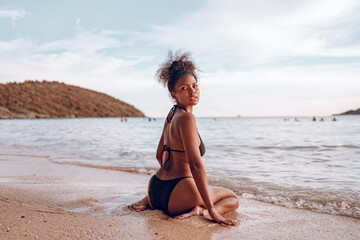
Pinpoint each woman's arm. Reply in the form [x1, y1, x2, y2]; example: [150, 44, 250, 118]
[156, 129, 165, 166]
[178, 114, 233, 225]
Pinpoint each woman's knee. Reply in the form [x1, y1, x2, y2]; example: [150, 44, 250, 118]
[229, 189, 238, 199]
[224, 190, 239, 210]
[230, 195, 239, 209]
[209, 186, 238, 202]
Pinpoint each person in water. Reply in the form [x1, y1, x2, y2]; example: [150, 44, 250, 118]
[130, 50, 239, 226]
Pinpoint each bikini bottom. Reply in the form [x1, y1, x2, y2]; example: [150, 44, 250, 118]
[148, 175, 188, 214]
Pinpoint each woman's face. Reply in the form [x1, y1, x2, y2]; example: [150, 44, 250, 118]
[171, 74, 200, 107]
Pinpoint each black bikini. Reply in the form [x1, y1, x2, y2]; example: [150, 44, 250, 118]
[161, 134, 205, 169]
[148, 105, 206, 214]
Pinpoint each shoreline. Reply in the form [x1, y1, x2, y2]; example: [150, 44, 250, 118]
[1, 154, 359, 240]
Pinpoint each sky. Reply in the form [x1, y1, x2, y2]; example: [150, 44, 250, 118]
[0, 0, 359, 117]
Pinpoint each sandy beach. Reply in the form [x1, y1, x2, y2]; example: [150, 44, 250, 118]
[0, 153, 359, 240]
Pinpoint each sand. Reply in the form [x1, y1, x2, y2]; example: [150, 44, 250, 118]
[0, 154, 359, 240]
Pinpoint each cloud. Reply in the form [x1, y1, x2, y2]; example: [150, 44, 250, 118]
[141, 0, 360, 116]
[198, 62, 360, 116]
[0, 9, 29, 25]
[0, 25, 155, 73]
[148, 0, 360, 66]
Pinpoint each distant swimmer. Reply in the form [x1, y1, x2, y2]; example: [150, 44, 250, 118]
[312, 116, 316, 121]
[295, 118, 299, 122]
[320, 118, 324, 121]
[333, 117, 337, 121]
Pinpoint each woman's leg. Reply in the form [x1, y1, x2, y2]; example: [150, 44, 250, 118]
[168, 178, 239, 218]
[199, 190, 239, 219]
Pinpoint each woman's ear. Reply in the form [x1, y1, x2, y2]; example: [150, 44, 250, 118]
[170, 91, 176, 100]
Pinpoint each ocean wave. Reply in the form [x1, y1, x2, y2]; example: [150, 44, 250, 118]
[207, 175, 360, 219]
[253, 146, 320, 151]
[251, 144, 360, 151]
[242, 192, 360, 219]
[49, 158, 157, 176]
[321, 144, 359, 149]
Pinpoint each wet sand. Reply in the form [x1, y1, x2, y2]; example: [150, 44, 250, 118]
[0, 154, 359, 240]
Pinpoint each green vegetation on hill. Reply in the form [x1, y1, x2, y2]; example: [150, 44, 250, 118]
[334, 108, 360, 115]
[0, 80, 145, 119]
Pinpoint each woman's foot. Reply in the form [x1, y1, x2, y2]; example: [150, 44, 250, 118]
[129, 196, 149, 212]
[174, 206, 206, 220]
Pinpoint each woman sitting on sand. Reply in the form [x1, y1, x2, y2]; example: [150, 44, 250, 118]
[131, 51, 239, 226]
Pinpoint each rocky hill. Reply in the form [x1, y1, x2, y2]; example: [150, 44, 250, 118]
[0, 81, 145, 119]
[335, 108, 360, 115]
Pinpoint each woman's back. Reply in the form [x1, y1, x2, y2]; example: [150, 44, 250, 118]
[156, 109, 197, 180]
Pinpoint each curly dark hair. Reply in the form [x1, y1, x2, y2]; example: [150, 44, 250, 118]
[155, 50, 200, 92]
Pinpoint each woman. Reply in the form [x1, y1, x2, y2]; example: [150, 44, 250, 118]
[131, 51, 239, 226]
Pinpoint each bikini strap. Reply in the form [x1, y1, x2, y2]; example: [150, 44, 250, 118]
[174, 104, 187, 112]
[166, 105, 187, 123]
[160, 145, 170, 168]
[160, 145, 185, 169]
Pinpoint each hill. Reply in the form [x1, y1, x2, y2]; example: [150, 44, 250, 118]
[0, 80, 145, 119]
[334, 108, 360, 115]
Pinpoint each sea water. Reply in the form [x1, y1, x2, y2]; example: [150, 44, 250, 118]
[0, 115, 359, 218]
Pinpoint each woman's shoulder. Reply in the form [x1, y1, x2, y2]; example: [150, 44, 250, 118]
[174, 111, 196, 127]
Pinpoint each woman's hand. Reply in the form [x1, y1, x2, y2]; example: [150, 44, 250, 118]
[208, 207, 240, 226]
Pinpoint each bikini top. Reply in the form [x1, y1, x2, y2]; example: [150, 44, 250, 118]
[161, 105, 206, 169]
